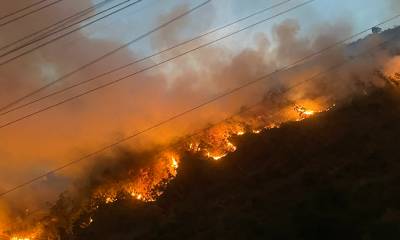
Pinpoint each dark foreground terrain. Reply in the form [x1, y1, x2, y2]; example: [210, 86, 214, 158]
[75, 88, 400, 239]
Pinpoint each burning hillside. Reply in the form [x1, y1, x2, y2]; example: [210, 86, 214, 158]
[3, 23, 400, 239]
[4, 73, 399, 239]
[2, 3, 400, 239]
[74, 87, 400, 239]
[42, 86, 400, 239]
[3, 98, 329, 239]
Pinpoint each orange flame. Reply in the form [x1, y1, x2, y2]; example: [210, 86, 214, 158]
[7, 100, 336, 239]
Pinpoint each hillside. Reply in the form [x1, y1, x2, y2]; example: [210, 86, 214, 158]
[71, 87, 400, 239]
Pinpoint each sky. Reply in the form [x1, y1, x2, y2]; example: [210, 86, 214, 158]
[0, 0, 399, 218]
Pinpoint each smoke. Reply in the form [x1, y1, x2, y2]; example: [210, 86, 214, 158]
[150, 3, 216, 50]
[1, 0, 400, 237]
[384, 56, 400, 76]
[390, 0, 400, 12]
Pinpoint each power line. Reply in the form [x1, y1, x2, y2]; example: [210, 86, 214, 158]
[37, 0, 115, 37]
[1, 3, 398, 131]
[0, 0, 211, 112]
[0, 0, 293, 117]
[0, 0, 142, 62]
[0, 0, 314, 126]
[0, 0, 113, 53]
[0, 0, 132, 57]
[0, 0, 63, 28]
[0, 0, 50, 21]
[0, 23, 397, 198]
[14, 90, 282, 220]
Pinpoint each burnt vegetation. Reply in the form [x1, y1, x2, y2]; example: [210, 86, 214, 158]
[72, 87, 400, 240]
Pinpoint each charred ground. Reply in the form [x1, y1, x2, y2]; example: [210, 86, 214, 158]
[74, 88, 400, 240]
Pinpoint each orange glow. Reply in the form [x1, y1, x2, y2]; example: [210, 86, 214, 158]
[8, 226, 43, 240]
[171, 156, 179, 174]
[206, 151, 228, 161]
[89, 151, 181, 205]
[236, 131, 245, 136]
[87, 101, 334, 208]
[105, 196, 117, 204]
[294, 105, 316, 120]
[252, 129, 262, 134]
[383, 56, 400, 86]
[6, 99, 336, 239]
[265, 123, 280, 129]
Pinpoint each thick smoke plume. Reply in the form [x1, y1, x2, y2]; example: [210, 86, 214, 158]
[1, 0, 400, 238]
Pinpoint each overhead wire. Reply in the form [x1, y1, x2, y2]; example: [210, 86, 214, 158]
[0, 0, 314, 127]
[0, 0, 50, 21]
[2, 2, 399, 131]
[0, 0, 143, 62]
[1, 7, 398, 198]
[0, 0, 293, 116]
[0, 0, 63, 28]
[0, 0, 114, 53]
[0, 0, 211, 112]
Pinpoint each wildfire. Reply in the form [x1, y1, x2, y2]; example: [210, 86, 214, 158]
[105, 196, 117, 204]
[236, 131, 245, 136]
[74, 100, 334, 235]
[91, 152, 181, 205]
[171, 156, 179, 172]
[130, 192, 143, 201]
[206, 151, 228, 161]
[294, 105, 316, 120]
[9, 227, 42, 240]
[265, 123, 280, 129]
[252, 129, 262, 134]
[7, 99, 336, 239]
[226, 141, 237, 151]
[382, 56, 400, 86]
[188, 142, 201, 152]
[79, 217, 94, 229]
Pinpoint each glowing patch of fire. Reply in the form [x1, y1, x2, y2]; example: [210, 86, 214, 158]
[9, 228, 42, 240]
[236, 131, 245, 136]
[171, 156, 179, 169]
[294, 105, 316, 119]
[105, 196, 117, 204]
[206, 151, 228, 161]
[7, 100, 337, 239]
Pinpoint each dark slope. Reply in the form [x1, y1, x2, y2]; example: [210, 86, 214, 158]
[75, 88, 400, 240]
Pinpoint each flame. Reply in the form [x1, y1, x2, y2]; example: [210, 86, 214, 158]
[90, 151, 181, 205]
[105, 196, 117, 204]
[294, 105, 316, 120]
[131, 192, 143, 201]
[236, 131, 245, 136]
[206, 151, 228, 161]
[171, 156, 179, 172]
[79, 217, 94, 229]
[265, 123, 280, 129]
[8, 227, 43, 240]
[382, 56, 400, 86]
[188, 142, 200, 152]
[202, 138, 237, 161]
[252, 129, 262, 134]
[7, 99, 336, 239]
[226, 141, 237, 152]
[292, 101, 334, 122]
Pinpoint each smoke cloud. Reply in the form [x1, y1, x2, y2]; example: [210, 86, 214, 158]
[0, 0, 400, 237]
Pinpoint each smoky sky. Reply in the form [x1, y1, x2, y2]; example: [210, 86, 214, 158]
[0, 0, 399, 230]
